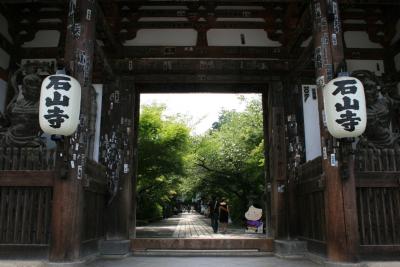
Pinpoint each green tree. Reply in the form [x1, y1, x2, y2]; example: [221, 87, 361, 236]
[186, 97, 265, 223]
[137, 104, 191, 222]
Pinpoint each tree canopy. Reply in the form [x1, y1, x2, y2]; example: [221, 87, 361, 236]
[183, 97, 265, 222]
[136, 104, 191, 221]
[137, 96, 265, 224]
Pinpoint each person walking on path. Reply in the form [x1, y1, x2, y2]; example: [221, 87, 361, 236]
[218, 199, 229, 234]
[209, 197, 219, 233]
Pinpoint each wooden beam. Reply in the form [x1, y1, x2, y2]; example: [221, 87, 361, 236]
[115, 0, 303, 5]
[15, 21, 63, 32]
[288, 37, 314, 76]
[0, 171, 55, 186]
[19, 47, 60, 59]
[344, 48, 385, 60]
[121, 20, 274, 30]
[285, 5, 312, 52]
[130, 74, 281, 84]
[112, 58, 289, 75]
[94, 42, 115, 80]
[121, 46, 288, 59]
[96, 2, 122, 52]
[137, 83, 268, 93]
[355, 172, 400, 187]
[118, 8, 282, 19]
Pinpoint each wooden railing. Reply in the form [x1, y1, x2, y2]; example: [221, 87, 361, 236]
[355, 148, 400, 172]
[0, 170, 55, 246]
[355, 148, 400, 258]
[0, 186, 53, 244]
[0, 147, 56, 171]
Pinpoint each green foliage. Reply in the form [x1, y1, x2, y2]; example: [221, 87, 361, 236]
[185, 96, 265, 223]
[137, 104, 191, 222]
[136, 201, 163, 224]
[137, 97, 265, 225]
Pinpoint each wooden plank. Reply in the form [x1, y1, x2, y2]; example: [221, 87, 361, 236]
[359, 245, 400, 258]
[380, 189, 389, 244]
[367, 188, 374, 244]
[13, 189, 22, 243]
[0, 147, 4, 170]
[0, 171, 55, 187]
[36, 189, 44, 244]
[357, 189, 366, 244]
[395, 189, 400, 243]
[355, 172, 400, 187]
[12, 148, 18, 170]
[20, 188, 29, 243]
[6, 188, 14, 242]
[389, 150, 396, 171]
[373, 189, 381, 244]
[6, 148, 11, 170]
[44, 188, 51, 243]
[388, 189, 396, 244]
[0, 188, 7, 242]
[18, 147, 25, 170]
[0, 244, 49, 259]
[27, 148, 33, 170]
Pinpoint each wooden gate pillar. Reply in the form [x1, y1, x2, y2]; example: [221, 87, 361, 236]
[268, 81, 288, 238]
[50, 0, 96, 261]
[130, 90, 140, 238]
[312, 0, 359, 262]
[101, 80, 137, 241]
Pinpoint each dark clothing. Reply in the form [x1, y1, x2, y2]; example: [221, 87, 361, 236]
[219, 203, 229, 223]
[210, 200, 219, 233]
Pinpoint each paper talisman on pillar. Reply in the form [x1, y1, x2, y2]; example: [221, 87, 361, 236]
[323, 76, 366, 138]
[39, 74, 81, 136]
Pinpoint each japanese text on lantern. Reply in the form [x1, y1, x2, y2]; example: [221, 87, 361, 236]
[332, 79, 360, 132]
[39, 74, 81, 136]
[43, 76, 71, 129]
[323, 76, 366, 138]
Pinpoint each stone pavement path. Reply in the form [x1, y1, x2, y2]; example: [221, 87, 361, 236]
[135, 212, 265, 239]
[88, 256, 320, 267]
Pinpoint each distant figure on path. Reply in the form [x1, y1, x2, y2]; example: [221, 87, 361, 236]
[209, 197, 219, 233]
[219, 199, 229, 234]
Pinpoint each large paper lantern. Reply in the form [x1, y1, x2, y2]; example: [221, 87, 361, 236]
[323, 76, 366, 138]
[39, 74, 81, 136]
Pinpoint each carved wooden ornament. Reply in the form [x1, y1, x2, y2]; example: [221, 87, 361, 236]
[39, 74, 81, 136]
[323, 76, 366, 138]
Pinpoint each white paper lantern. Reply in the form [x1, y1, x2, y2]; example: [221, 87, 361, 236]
[323, 76, 366, 138]
[39, 74, 81, 136]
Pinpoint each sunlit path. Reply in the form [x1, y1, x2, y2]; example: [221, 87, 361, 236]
[135, 212, 266, 239]
[172, 212, 224, 238]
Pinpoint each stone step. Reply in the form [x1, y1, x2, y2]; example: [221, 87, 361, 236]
[131, 238, 274, 252]
[133, 249, 274, 257]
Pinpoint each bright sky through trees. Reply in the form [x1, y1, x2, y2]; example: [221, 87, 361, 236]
[140, 93, 261, 135]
